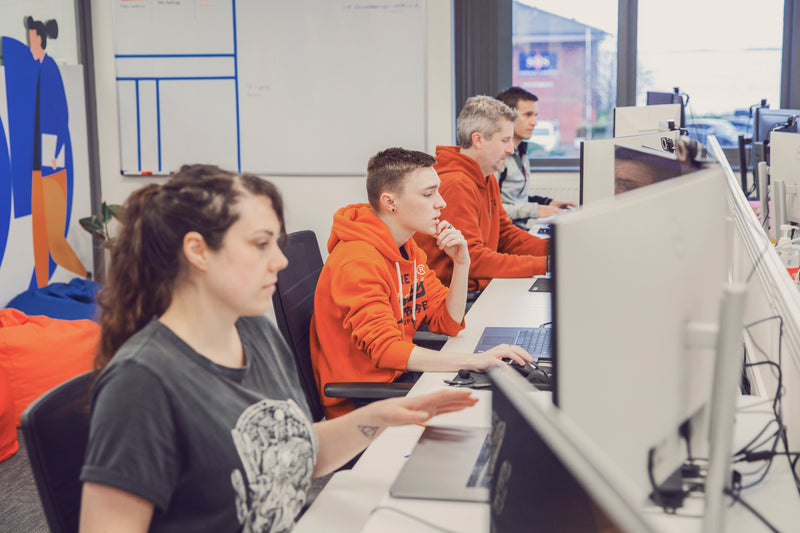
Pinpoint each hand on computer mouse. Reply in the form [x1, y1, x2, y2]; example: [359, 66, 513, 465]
[538, 205, 563, 217]
[506, 360, 537, 377]
[550, 200, 577, 210]
[469, 344, 533, 372]
[507, 361, 552, 388]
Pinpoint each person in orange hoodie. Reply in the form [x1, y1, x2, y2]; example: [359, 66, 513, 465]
[310, 148, 533, 419]
[415, 95, 550, 293]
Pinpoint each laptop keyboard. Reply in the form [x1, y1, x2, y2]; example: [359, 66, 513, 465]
[515, 327, 551, 357]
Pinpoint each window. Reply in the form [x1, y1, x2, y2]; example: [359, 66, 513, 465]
[512, 0, 618, 158]
[637, 0, 784, 148]
[467, 1, 795, 168]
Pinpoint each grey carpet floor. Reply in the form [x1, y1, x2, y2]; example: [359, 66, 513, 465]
[0, 430, 48, 532]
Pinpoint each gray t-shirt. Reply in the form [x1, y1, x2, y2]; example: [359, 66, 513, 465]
[81, 316, 318, 533]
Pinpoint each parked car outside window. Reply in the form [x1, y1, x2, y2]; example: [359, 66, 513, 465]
[527, 119, 562, 154]
[685, 118, 741, 147]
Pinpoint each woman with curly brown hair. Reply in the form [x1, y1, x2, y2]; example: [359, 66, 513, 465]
[78, 164, 476, 533]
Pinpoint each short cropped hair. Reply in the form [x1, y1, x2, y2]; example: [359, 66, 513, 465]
[495, 86, 538, 111]
[456, 95, 518, 149]
[366, 147, 436, 211]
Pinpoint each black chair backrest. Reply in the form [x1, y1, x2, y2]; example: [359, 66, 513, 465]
[272, 230, 326, 422]
[21, 371, 94, 533]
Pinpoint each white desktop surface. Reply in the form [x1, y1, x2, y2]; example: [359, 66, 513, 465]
[294, 278, 800, 533]
[442, 277, 551, 354]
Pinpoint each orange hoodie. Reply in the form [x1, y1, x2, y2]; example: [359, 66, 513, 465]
[415, 146, 549, 291]
[309, 204, 465, 419]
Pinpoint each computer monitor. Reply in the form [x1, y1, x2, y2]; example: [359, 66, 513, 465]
[551, 165, 729, 502]
[488, 365, 656, 533]
[613, 104, 682, 138]
[645, 91, 678, 106]
[751, 107, 799, 180]
[580, 130, 686, 205]
[754, 107, 800, 144]
[767, 130, 800, 227]
[614, 144, 701, 195]
[646, 89, 685, 128]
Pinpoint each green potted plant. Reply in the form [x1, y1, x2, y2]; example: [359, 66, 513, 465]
[79, 201, 124, 283]
[79, 201, 123, 245]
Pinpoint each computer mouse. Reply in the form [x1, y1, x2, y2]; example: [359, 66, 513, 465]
[508, 361, 552, 388]
[527, 368, 552, 386]
[507, 360, 537, 377]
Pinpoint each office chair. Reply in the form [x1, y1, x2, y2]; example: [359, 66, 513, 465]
[272, 230, 412, 422]
[21, 370, 94, 533]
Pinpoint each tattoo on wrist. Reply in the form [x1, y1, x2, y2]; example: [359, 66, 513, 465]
[358, 425, 379, 440]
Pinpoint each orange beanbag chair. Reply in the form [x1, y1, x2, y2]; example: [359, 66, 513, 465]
[0, 308, 98, 427]
[0, 366, 18, 462]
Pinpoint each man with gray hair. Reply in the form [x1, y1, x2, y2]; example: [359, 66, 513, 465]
[415, 95, 549, 293]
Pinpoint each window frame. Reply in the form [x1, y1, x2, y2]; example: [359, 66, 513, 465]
[456, 0, 800, 173]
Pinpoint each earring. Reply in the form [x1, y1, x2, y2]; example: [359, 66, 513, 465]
[391, 208, 396, 212]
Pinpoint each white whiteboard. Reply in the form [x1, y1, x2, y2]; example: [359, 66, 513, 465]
[112, 0, 427, 176]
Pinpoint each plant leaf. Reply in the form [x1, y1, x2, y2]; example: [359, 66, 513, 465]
[79, 216, 107, 240]
[101, 201, 112, 224]
[107, 204, 124, 220]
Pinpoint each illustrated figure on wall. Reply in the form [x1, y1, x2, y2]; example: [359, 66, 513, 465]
[2, 16, 87, 288]
[0, 116, 10, 271]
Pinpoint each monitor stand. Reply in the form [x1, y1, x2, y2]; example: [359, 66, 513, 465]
[702, 283, 747, 533]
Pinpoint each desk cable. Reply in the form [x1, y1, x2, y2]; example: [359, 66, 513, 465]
[646, 312, 799, 529]
[647, 445, 786, 532]
[723, 488, 783, 533]
[737, 314, 800, 497]
[367, 505, 463, 533]
[740, 314, 800, 494]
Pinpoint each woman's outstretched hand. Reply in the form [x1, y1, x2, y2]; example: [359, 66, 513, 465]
[375, 388, 478, 425]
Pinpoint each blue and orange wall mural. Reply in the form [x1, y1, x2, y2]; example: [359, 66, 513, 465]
[0, 15, 92, 307]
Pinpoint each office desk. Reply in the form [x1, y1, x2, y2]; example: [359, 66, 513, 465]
[295, 278, 800, 533]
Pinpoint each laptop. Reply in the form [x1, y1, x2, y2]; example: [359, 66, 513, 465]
[389, 425, 491, 502]
[473, 326, 552, 362]
[387, 367, 655, 531]
[488, 366, 656, 533]
[529, 276, 551, 292]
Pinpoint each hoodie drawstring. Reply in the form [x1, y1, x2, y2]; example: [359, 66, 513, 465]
[395, 260, 418, 328]
[395, 262, 402, 317]
[412, 260, 417, 327]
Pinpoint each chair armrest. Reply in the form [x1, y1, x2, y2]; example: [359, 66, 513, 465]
[324, 382, 413, 399]
[412, 330, 449, 351]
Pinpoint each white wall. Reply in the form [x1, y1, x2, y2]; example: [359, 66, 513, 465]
[89, 0, 454, 259]
[529, 171, 580, 204]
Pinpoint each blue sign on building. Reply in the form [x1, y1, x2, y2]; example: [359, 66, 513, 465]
[519, 51, 557, 76]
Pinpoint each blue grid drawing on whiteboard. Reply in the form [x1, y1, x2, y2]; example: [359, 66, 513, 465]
[113, 1, 241, 175]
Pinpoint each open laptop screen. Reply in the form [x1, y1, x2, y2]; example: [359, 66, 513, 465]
[488, 366, 654, 533]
